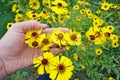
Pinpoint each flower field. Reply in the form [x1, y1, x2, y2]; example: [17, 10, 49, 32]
[0, 0, 120, 80]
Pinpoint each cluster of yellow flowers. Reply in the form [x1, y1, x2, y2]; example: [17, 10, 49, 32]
[33, 52, 74, 80]
[5, 0, 119, 79]
[25, 29, 81, 51]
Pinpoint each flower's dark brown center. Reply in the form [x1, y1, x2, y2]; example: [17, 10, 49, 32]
[114, 43, 116, 45]
[32, 14, 36, 18]
[32, 41, 38, 47]
[33, 2, 37, 6]
[43, 11, 46, 14]
[95, 31, 100, 37]
[89, 35, 95, 40]
[82, 10, 84, 13]
[16, 7, 18, 10]
[58, 33, 63, 39]
[109, 27, 112, 30]
[42, 59, 48, 65]
[98, 51, 100, 53]
[42, 38, 49, 44]
[18, 17, 21, 19]
[9, 24, 12, 27]
[57, 64, 65, 73]
[32, 32, 37, 37]
[105, 32, 111, 38]
[71, 34, 77, 41]
[57, 3, 62, 8]
[104, 5, 108, 8]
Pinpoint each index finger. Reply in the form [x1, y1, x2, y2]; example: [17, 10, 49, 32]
[42, 28, 69, 34]
[11, 20, 47, 33]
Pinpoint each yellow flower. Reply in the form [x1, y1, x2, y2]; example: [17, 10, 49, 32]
[65, 12, 71, 19]
[51, 0, 68, 14]
[74, 78, 79, 80]
[110, 34, 119, 42]
[33, 52, 54, 74]
[39, 9, 50, 19]
[73, 4, 79, 10]
[106, 25, 115, 33]
[6, 23, 13, 30]
[38, 34, 53, 51]
[29, 0, 40, 10]
[42, 0, 51, 8]
[87, 13, 93, 19]
[58, 15, 65, 23]
[112, 41, 119, 48]
[76, 16, 81, 21]
[81, 65, 85, 70]
[27, 38, 41, 48]
[80, 9, 86, 14]
[96, 48, 102, 55]
[85, 8, 92, 15]
[108, 77, 115, 80]
[64, 30, 81, 46]
[12, 4, 19, 13]
[25, 29, 42, 40]
[73, 53, 79, 61]
[101, 2, 111, 11]
[26, 10, 38, 19]
[49, 56, 74, 80]
[15, 13, 23, 22]
[101, 27, 111, 38]
[93, 19, 103, 27]
[110, 4, 117, 9]
[47, 15, 57, 24]
[96, 10, 101, 14]
[50, 29, 67, 46]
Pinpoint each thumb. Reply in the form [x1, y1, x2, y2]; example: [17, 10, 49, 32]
[10, 20, 47, 33]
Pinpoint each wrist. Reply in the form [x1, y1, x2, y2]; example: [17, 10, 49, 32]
[0, 57, 7, 80]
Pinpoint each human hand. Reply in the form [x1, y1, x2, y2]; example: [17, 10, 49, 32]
[0, 20, 68, 78]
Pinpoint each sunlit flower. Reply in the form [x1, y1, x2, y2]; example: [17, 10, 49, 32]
[73, 53, 79, 61]
[108, 77, 115, 80]
[58, 15, 65, 23]
[38, 34, 53, 51]
[26, 10, 39, 19]
[15, 13, 23, 22]
[101, 26, 112, 38]
[12, 4, 19, 13]
[106, 25, 115, 33]
[39, 9, 50, 19]
[50, 29, 67, 46]
[73, 4, 79, 10]
[112, 41, 119, 48]
[110, 4, 117, 9]
[81, 65, 85, 70]
[51, 0, 68, 14]
[101, 2, 111, 11]
[42, 0, 51, 8]
[96, 10, 101, 14]
[26, 38, 41, 48]
[85, 8, 92, 15]
[87, 13, 93, 19]
[80, 9, 86, 14]
[49, 56, 74, 80]
[65, 30, 81, 46]
[33, 52, 54, 74]
[110, 34, 119, 42]
[29, 0, 40, 10]
[25, 29, 42, 40]
[96, 48, 102, 55]
[6, 23, 13, 30]
[76, 16, 81, 21]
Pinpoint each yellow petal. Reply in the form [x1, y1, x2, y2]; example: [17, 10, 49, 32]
[38, 65, 44, 74]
